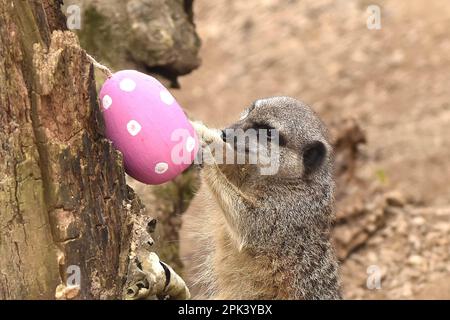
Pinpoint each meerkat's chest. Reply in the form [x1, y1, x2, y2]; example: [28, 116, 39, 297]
[195, 187, 289, 299]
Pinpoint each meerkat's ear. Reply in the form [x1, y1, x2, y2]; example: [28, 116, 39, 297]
[303, 141, 327, 174]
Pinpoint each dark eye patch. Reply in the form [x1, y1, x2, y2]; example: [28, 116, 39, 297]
[249, 122, 286, 146]
[303, 141, 327, 174]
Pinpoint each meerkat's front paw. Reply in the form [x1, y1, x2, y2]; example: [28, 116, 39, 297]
[190, 120, 229, 167]
[190, 120, 224, 147]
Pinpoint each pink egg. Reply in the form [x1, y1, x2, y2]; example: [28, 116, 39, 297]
[99, 70, 198, 185]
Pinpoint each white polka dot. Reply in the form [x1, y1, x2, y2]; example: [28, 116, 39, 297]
[160, 90, 175, 105]
[102, 95, 112, 110]
[186, 136, 196, 152]
[120, 78, 136, 92]
[127, 120, 141, 136]
[155, 162, 169, 174]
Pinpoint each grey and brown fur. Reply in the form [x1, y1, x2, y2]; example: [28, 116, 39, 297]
[188, 97, 341, 299]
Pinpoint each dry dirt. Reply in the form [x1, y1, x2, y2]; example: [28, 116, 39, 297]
[139, 0, 450, 299]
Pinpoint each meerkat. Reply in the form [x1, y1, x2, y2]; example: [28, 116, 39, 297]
[188, 96, 341, 300]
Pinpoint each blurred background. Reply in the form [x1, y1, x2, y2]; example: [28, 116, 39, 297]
[70, 0, 450, 299]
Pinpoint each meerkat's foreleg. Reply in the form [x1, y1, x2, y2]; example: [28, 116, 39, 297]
[190, 121, 254, 247]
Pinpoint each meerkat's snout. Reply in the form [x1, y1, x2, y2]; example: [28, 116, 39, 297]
[220, 130, 227, 142]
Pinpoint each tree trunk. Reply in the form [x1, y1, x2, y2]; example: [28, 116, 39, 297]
[0, 0, 148, 299]
[71, 0, 203, 276]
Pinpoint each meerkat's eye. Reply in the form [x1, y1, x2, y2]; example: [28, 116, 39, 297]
[303, 141, 327, 174]
[250, 122, 286, 146]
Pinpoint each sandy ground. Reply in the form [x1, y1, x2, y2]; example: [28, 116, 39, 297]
[135, 0, 450, 299]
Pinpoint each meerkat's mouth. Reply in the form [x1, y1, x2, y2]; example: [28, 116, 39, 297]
[221, 130, 254, 155]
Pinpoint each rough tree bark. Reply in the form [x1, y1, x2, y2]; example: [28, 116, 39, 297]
[71, 0, 203, 275]
[0, 0, 188, 299]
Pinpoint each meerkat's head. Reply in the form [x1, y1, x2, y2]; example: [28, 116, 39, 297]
[214, 96, 336, 253]
[220, 96, 332, 191]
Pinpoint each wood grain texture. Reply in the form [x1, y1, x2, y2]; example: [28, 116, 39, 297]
[0, 0, 145, 299]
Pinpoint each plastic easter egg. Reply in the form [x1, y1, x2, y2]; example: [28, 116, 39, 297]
[99, 70, 198, 185]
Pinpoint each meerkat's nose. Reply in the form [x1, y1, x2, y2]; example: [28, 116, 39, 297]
[220, 130, 226, 142]
[221, 127, 240, 146]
